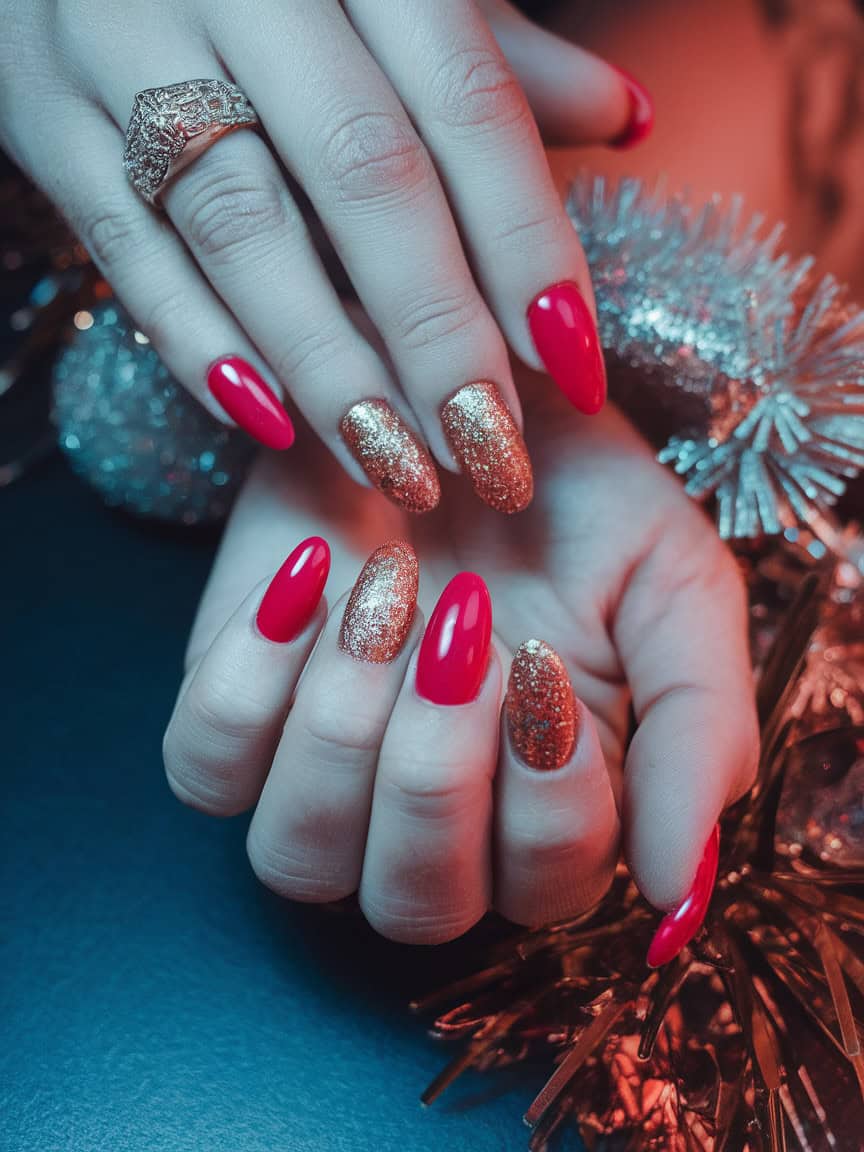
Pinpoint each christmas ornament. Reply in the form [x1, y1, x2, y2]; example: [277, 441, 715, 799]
[52, 302, 252, 523]
[415, 560, 864, 1151]
[569, 176, 864, 544]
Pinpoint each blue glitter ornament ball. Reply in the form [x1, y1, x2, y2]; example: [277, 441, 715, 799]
[52, 302, 253, 523]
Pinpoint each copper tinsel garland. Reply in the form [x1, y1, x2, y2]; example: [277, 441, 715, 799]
[414, 551, 864, 1151]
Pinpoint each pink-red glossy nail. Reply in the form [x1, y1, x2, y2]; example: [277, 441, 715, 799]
[527, 282, 606, 414]
[256, 536, 330, 643]
[207, 356, 295, 450]
[609, 67, 654, 150]
[416, 573, 492, 706]
[646, 825, 721, 968]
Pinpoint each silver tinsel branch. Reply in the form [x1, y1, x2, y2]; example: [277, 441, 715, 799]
[569, 176, 864, 542]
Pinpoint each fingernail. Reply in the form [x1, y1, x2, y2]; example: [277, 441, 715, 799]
[506, 640, 577, 770]
[340, 398, 440, 514]
[527, 282, 606, 415]
[440, 382, 533, 514]
[609, 67, 654, 150]
[207, 356, 295, 450]
[646, 824, 721, 968]
[256, 536, 330, 643]
[416, 572, 492, 705]
[339, 540, 419, 663]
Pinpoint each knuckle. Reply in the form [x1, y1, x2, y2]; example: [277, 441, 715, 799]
[429, 48, 529, 135]
[315, 110, 429, 205]
[392, 287, 486, 351]
[297, 695, 386, 765]
[136, 287, 196, 356]
[247, 831, 353, 902]
[271, 325, 346, 384]
[181, 162, 288, 262]
[492, 208, 572, 259]
[162, 727, 247, 818]
[361, 890, 482, 945]
[378, 757, 488, 823]
[77, 197, 151, 270]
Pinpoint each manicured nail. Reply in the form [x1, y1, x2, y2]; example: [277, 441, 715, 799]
[609, 67, 654, 150]
[440, 382, 533, 514]
[646, 825, 721, 968]
[527, 282, 606, 415]
[339, 540, 419, 663]
[340, 398, 440, 514]
[207, 356, 295, 449]
[256, 536, 330, 643]
[506, 640, 577, 770]
[416, 572, 492, 705]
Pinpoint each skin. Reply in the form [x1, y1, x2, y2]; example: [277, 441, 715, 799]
[0, 0, 634, 493]
[164, 367, 759, 943]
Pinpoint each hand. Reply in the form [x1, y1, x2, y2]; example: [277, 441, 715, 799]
[163, 367, 758, 946]
[1, 0, 651, 513]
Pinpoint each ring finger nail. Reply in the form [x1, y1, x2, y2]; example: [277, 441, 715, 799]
[527, 282, 607, 415]
[646, 824, 721, 968]
[440, 383, 533, 514]
[339, 540, 419, 664]
[340, 399, 440, 514]
[207, 357, 295, 449]
[506, 640, 578, 771]
[416, 573, 492, 705]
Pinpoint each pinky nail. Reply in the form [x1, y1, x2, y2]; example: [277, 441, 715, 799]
[207, 356, 295, 449]
[256, 537, 330, 643]
[506, 640, 577, 770]
[609, 67, 654, 150]
[646, 825, 721, 968]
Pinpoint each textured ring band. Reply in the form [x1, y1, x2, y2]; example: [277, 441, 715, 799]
[123, 79, 259, 206]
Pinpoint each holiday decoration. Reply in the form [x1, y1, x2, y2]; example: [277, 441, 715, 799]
[415, 550, 864, 1150]
[569, 177, 864, 544]
[52, 303, 252, 523]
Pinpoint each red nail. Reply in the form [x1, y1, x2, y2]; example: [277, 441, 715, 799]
[609, 67, 654, 150]
[416, 573, 492, 706]
[207, 357, 295, 450]
[256, 536, 330, 643]
[527, 282, 606, 414]
[646, 825, 721, 968]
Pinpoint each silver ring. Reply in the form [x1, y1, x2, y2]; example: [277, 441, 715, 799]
[123, 79, 259, 206]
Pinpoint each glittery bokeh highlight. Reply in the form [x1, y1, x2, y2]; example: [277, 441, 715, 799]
[440, 382, 533, 514]
[506, 639, 577, 770]
[340, 399, 440, 514]
[339, 540, 419, 664]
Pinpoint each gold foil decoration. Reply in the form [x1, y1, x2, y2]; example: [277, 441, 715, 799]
[339, 540, 418, 664]
[440, 381, 533, 514]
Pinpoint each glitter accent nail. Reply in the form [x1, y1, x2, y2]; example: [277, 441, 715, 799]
[341, 399, 440, 514]
[339, 540, 419, 663]
[440, 381, 533, 513]
[506, 640, 577, 770]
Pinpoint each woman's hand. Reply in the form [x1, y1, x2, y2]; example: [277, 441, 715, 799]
[163, 367, 758, 946]
[1, 0, 650, 513]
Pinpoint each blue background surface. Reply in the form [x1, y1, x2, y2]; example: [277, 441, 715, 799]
[3, 456, 584, 1152]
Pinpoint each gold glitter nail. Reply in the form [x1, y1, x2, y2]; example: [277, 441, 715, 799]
[506, 639, 577, 770]
[440, 381, 533, 513]
[339, 540, 419, 663]
[341, 399, 440, 514]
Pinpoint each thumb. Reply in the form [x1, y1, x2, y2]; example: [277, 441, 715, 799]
[482, 0, 653, 147]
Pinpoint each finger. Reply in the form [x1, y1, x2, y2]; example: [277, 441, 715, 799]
[247, 541, 420, 903]
[495, 641, 619, 926]
[360, 573, 500, 944]
[614, 519, 758, 920]
[10, 81, 295, 441]
[344, 0, 607, 416]
[481, 0, 653, 148]
[163, 537, 330, 815]
[214, 4, 533, 512]
[95, 63, 441, 512]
